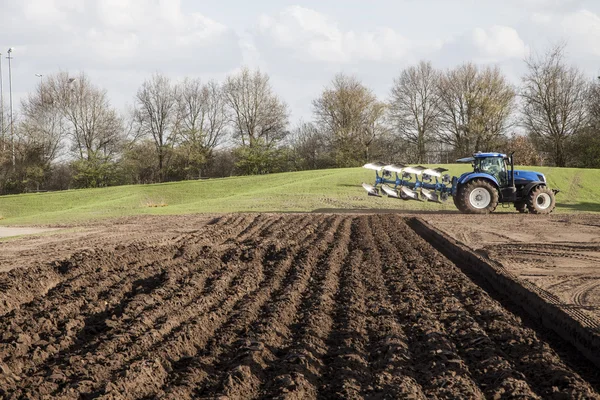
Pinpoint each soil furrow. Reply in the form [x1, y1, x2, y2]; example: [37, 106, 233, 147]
[372, 216, 485, 399]
[358, 215, 427, 399]
[319, 219, 374, 400]
[1, 213, 599, 399]
[379, 216, 541, 399]
[259, 217, 353, 399]
[202, 216, 342, 399]
[155, 216, 317, 399]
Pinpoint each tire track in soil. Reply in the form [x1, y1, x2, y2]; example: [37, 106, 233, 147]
[198, 215, 343, 399]
[377, 216, 541, 399]
[258, 217, 353, 399]
[155, 215, 317, 399]
[575, 281, 600, 309]
[402, 218, 600, 399]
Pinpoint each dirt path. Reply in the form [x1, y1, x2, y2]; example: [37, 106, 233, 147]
[0, 227, 60, 239]
[0, 214, 597, 399]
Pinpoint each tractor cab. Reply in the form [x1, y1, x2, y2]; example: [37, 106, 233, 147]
[457, 152, 514, 189]
[473, 154, 508, 186]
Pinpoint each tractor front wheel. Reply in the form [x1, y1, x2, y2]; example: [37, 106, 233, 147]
[527, 186, 556, 214]
[458, 179, 499, 214]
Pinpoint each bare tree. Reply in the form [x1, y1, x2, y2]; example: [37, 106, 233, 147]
[521, 44, 589, 166]
[40, 72, 124, 162]
[313, 73, 388, 166]
[134, 74, 179, 181]
[177, 78, 228, 177]
[19, 83, 66, 166]
[223, 67, 289, 148]
[437, 63, 515, 157]
[389, 61, 441, 163]
[290, 121, 332, 170]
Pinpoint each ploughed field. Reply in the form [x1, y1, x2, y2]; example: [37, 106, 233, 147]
[0, 214, 599, 399]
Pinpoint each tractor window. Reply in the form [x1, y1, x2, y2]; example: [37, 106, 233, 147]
[476, 157, 505, 184]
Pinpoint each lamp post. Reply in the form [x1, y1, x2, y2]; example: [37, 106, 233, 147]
[36, 74, 43, 104]
[7, 47, 14, 167]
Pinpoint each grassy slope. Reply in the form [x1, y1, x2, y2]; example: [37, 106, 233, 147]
[0, 164, 598, 225]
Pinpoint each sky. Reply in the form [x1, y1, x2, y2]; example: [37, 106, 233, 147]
[1, 0, 600, 122]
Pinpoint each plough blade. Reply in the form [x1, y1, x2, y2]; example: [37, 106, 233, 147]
[363, 162, 386, 171]
[381, 184, 400, 198]
[400, 187, 422, 201]
[422, 167, 448, 178]
[383, 164, 405, 174]
[403, 166, 427, 175]
[362, 183, 381, 197]
[421, 188, 440, 203]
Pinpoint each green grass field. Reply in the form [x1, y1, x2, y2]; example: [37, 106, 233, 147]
[1, 164, 599, 226]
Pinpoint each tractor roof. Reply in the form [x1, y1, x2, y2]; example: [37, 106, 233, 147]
[456, 152, 507, 163]
[473, 152, 506, 158]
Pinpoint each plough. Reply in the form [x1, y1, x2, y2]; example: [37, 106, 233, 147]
[362, 152, 559, 214]
[362, 162, 452, 203]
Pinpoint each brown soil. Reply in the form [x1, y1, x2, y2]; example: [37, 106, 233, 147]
[0, 214, 598, 399]
[425, 214, 600, 324]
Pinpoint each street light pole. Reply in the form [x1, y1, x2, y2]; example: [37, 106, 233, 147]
[36, 74, 43, 104]
[7, 47, 14, 167]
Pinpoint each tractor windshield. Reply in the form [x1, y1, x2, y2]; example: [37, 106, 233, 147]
[475, 157, 506, 185]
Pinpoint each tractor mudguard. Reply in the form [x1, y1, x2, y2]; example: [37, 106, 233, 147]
[458, 173, 500, 188]
[521, 181, 545, 196]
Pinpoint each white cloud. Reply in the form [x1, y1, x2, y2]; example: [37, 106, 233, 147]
[560, 9, 600, 55]
[256, 5, 414, 63]
[531, 12, 553, 24]
[471, 26, 528, 60]
[4, 0, 242, 73]
[436, 25, 527, 66]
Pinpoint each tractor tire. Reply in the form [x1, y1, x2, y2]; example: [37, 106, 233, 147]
[526, 185, 555, 214]
[515, 201, 528, 213]
[453, 186, 467, 212]
[458, 179, 499, 214]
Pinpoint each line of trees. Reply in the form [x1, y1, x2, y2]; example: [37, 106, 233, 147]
[1, 44, 599, 194]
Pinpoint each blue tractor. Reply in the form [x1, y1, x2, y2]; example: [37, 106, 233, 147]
[362, 152, 559, 214]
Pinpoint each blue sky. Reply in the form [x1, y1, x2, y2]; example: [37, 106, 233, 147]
[1, 0, 600, 121]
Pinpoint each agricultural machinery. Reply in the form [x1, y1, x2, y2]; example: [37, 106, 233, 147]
[362, 152, 559, 214]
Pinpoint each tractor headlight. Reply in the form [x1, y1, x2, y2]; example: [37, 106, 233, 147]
[537, 174, 546, 183]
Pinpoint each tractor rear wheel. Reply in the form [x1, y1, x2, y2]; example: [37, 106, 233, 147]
[527, 185, 555, 214]
[458, 179, 499, 214]
[515, 201, 528, 213]
[453, 186, 467, 212]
